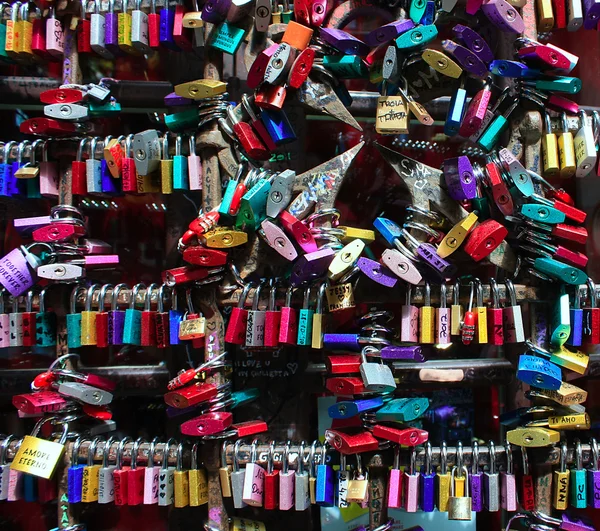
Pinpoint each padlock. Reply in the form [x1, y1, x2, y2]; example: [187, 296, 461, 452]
[123, 283, 145, 345]
[297, 286, 314, 346]
[443, 156, 477, 201]
[133, 129, 161, 176]
[266, 169, 295, 218]
[225, 282, 254, 345]
[497, 147, 534, 197]
[112, 437, 132, 506]
[375, 81, 409, 135]
[419, 282, 435, 344]
[557, 112, 577, 178]
[474, 279, 488, 344]
[279, 286, 298, 345]
[445, 77, 468, 136]
[442, 40, 488, 78]
[209, 21, 246, 54]
[448, 466, 472, 520]
[143, 438, 159, 504]
[436, 442, 451, 511]
[461, 281, 477, 345]
[503, 279, 525, 343]
[81, 437, 102, 503]
[483, 441, 500, 511]
[567, 286, 583, 347]
[158, 439, 176, 506]
[8, 295, 23, 348]
[178, 289, 205, 341]
[588, 438, 600, 508]
[263, 441, 279, 510]
[189, 442, 207, 507]
[173, 442, 189, 508]
[553, 440, 570, 510]
[359, 347, 396, 392]
[517, 353, 562, 390]
[485, 160, 514, 216]
[325, 429, 379, 455]
[230, 439, 247, 509]
[97, 438, 117, 504]
[227, 106, 268, 160]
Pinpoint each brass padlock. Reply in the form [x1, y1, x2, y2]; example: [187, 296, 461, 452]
[375, 81, 409, 135]
[326, 282, 355, 312]
[178, 291, 206, 340]
[448, 466, 472, 520]
[346, 455, 369, 504]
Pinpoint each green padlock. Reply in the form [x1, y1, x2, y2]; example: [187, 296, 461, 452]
[570, 440, 587, 508]
[322, 55, 368, 79]
[67, 286, 85, 349]
[297, 287, 314, 346]
[520, 204, 566, 224]
[375, 398, 430, 422]
[409, 0, 427, 24]
[236, 177, 271, 231]
[172, 135, 189, 191]
[209, 22, 246, 54]
[534, 258, 587, 285]
[165, 109, 199, 133]
[478, 100, 519, 152]
[471, 197, 490, 220]
[550, 288, 571, 348]
[534, 77, 581, 95]
[88, 100, 122, 117]
[395, 25, 438, 50]
[123, 283, 145, 345]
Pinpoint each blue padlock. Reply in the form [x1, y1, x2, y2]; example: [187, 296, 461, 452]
[123, 283, 145, 346]
[169, 289, 184, 345]
[159, 1, 179, 50]
[445, 81, 467, 136]
[327, 397, 384, 419]
[373, 217, 403, 246]
[516, 354, 562, 390]
[260, 108, 296, 145]
[567, 286, 584, 347]
[315, 461, 335, 507]
[67, 437, 88, 503]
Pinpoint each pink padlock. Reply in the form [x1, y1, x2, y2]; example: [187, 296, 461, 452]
[13, 215, 52, 235]
[45, 6, 64, 58]
[279, 441, 295, 510]
[180, 411, 233, 436]
[7, 469, 22, 501]
[260, 220, 298, 261]
[401, 286, 419, 343]
[242, 440, 265, 507]
[82, 255, 120, 267]
[380, 249, 422, 285]
[0, 297, 9, 348]
[37, 141, 59, 197]
[387, 447, 402, 508]
[188, 135, 203, 191]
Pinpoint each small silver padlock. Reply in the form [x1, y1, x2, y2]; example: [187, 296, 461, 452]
[133, 129, 161, 176]
[57, 381, 113, 406]
[131, 0, 150, 53]
[90, 0, 113, 58]
[44, 103, 89, 122]
[359, 346, 397, 392]
[448, 466, 472, 520]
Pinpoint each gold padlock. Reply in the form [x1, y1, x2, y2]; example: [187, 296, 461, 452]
[174, 79, 227, 100]
[202, 226, 249, 248]
[14, 141, 39, 179]
[448, 466, 472, 520]
[506, 426, 560, 447]
[420, 282, 435, 344]
[174, 442, 190, 508]
[422, 48, 463, 79]
[103, 136, 124, 178]
[11, 418, 69, 479]
[179, 316, 206, 340]
[553, 441, 569, 510]
[5, 2, 19, 59]
[326, 283, 355, 312]
[311, 284, 327, 350]
[475, 279, 488, 344]
[219, 440, 233, 497]
[542, 112, 559, 176]
[230, 518, 267, 531]
[118, 5, 136, 53]
[182, 10, 204, 28]
[17, 3, 33, 58]
[536, 0, 555, 31]
[529, 381, 588, 405]
[338, 226, 376, 244]
[375, 82, 409, 135]
[81, 437, 102, 503]
[189, 442, 208, 506]
[346, 455, 368, 503]
[437, 444, 451, 512]
[550, 345, 589, 374]
[438, 212, 478, 258]
[558, 112, 576, 178]
[450, 280, 463, 336]
[328, 239, 365, 281]
[81, 284, 100, 346]
[547, 413, 591, 430]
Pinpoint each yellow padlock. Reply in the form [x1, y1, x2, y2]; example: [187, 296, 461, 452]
[328, 239, 365, 281]
[557, 112, 576, 178]
[81, 438, 102, 502]
[182, 10, 203, 28]
[550, 345, 589, 374]
[529, 381, 588, 406]
[437, 443, 451, 512]
[311, 284, 327, 349]
[475, 280, 488, 344]
[174, 79, 227, 100]
[174, 442, 190, 508]
[420, 282, 435, 344]
[202, 226, 249, 248]
[6, 1, 21, 59]
[438, 213, 478, 258]
[338, 226, 376, 244]
[189, 443, 208, 506]
[422, 48, 463, 78]
[81, 284, 100, 346]
[375, 82, 409, 135]
[506, 426, 560, 447]
[526, 412, 591, 431]
[542, 112, 559, 176]
[160, 134, 174, 194]
[553, 441, 570, 510]
[450, 280, 463, 336]
[17, 3, 33, 58]
[536, 0, 555, 31]
[118, 6, 135, 53]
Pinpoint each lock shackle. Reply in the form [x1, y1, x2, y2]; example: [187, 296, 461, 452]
[162, 438, 177, 470]
[147, 437, 159, 468]
[561, 112, 570, 133]
[315, 283, 327, 314]
[249, 439, 258, 465]
[267, 440, 275, 474]
[0, 289, 5, 315]
[355, 453, 364, 478]
[85, 283, 101, 311]
[191, 442, 199, 470]
[97, 284, 113, 313]
[474, 278, 483, 307]
[575, 438, 583, 470]
[309, 440, 321, 477]
[144, 283, 159, 311]
[10, 294, 18, 314]
[456, 440, 463, 472]
[423, 440, 432, 475]
[125, 134, 135, 157]
[471, 440, 479, 475]
[439, 281, 447, 309]
[102, 436, 116, 468]
[131, 437, 145, 470]
[285, 285, 294, 307]
[237, 282, 254, 309]
[31, 138, 44, 165]
[559, 439, 567, 472]
[587, 278, 597, 308]
[450, 466, 469, 496]
[4, 140, 17, 161]
[505, 278, 517, 306]
[453, 280, 460, 306]
[424, 281, 431, 306]
[89, 137, 101, 160]
[116, 436, 132, 469]
[591, 438, 599, 471]
[71, 435, 90, 465]
[87, 437, 103, 467]
[70, 285, 87, 314]
[157, 284, 171, 313]
[409, 446, 416, 475]
[282, 440, 291, 474]
[221, 440, 228, 469]
[111, 283, 128, 311]
[505, 442, 513, 474]
[489, 278, 500, 308]
[252, 282, 265, 311]
[130, 283, 146, 309]
[268, 281, 279, 311]
[440, 440, 448, 474]
[297, 440, 306, 475]
[466, 281, 475, 312]
[543, 112, 553, 134]
[488, 440, 496, 474]
[233, 439, 244, 472]
[174, 134, 183, 156]
[403, 221, 440, 242]
[405, 285, 412, 306]
[0, 435, 15, 466]
[19, 0, 27, 20]
[16, 141, 30, 164]
[25, 289, 35, 312]
[302, 286, 312, 309]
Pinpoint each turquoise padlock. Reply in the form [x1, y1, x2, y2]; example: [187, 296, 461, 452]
[550, 289, 571, 348]
[322, 55, 368, 79]
[520, 204, 566, 224]
[88, 100, 122, 117]
[36, 288, 56, 347]
[22, 473, 37, 502]
[477, 101, 519, 151]
[66, 286, 86, 349]
[570, 440, 587, 508]
[165, 109, 199, 133]
[172, 135, 189, 191]
[123, 283, 145, 345]
[297, 287, 314, 346]
[409, 0, 427, 24]
[236, 178, 271, 231]
[218, 177, 239, 222]
[231, 388, 260, 408]
[534, 257, 587, 285]
[534, 77, 581, 94]
[375, 397, 430, 422]
[395, 25, 437, 49]
[209, 22, 246, 54]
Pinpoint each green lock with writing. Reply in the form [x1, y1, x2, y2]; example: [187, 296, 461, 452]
[209, 22, 247, 54]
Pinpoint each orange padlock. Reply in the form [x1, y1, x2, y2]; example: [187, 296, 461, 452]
[281, 20, 314, 50]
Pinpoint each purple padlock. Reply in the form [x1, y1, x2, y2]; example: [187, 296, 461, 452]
[441, 40, 488, 77]
[560, 512, 595, 531]
[471, 470, 484, 511]
[100, 160, 120, 195]
[104, 11, 120, 55]
[323, 333, 361, 351]
[380, 345, 425, 362]
[583, 0, 600, 29]
[13, 215, 52, 235]
[481, 0, 525, 33]
[164, 92, 194, 106]
[364, 19, 414, 47]
[109, 308, 125, 345]
[443, 156, 477, 200]
[451, 25, 494, 64]
[202, 0, 232, 23]
[290, 248, 335, 286]
[318, 28, 370, 56]
[83, 255, 120, 266]
[0, 248, 35, 297]
[416, 243, 457, 276]
[357, 257, 397, 287]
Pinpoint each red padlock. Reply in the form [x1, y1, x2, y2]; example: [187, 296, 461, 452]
[172, 4, 192, 50]
[188, 210, 220, 236]
[247, 43, 280, 89]
[324, 429, 379, 455]
[40, 88, 86, 105]
[264, 442, 279, 510]
[95, 284, 112, 348]
[325, 377, 366, 395]
[552, 223, 587, 244]
[113, 437, 132, 506]
[226, 107, 269, 160]
[127, 439, 146, 506]
[21, 117, 78, 136]
[255, 84, 287, 111]
[463, 219, 508, 262]
[161, 265, 213, 286]
[31, 17, 51, 59]
[140, 284, 158, 347]
[225, 283, 254, 345]
[183, 246, 228, 267]
[231, 420, 268, 437]
[287, 48, 316, 89]
[279, 210, 318, 253]
[180, 411, 233, 436]
[372, 425, 429, 446]
[164, 382, 219, 409]
[77, 6, 92, 53]
[32, 223, 86, 243]
[279, 286, 298, 345]
[485, 161, 514, 216]
[264, 284, 281, 348]
[12, 391, 67, 415]
[326, 355, 361, 374]
[487, 278, 504, 346]
[22, 291, 37, 348]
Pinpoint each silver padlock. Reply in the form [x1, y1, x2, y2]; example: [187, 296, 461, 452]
[245, 282, 266, 348]
[44, 103, 89, 122]
[9, 295, 23, 347]
[231, 439, 247, 509]
[91, 0, 113, 58]
[133, 129, 161, 176]
[87, 83, 111, 104]
[264, 43, 296, 85]
[57, 381, 113, 406]
[484, 440, 500, 511]
[448, 466, 472, 520]
[266, 169, 296, 218]
[295, 441, 310, 511]
[37, 263, 85, 281]
[131, 0, 150, 53]
[86, 137, 103, 194]
[359, 346, 397, 393]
